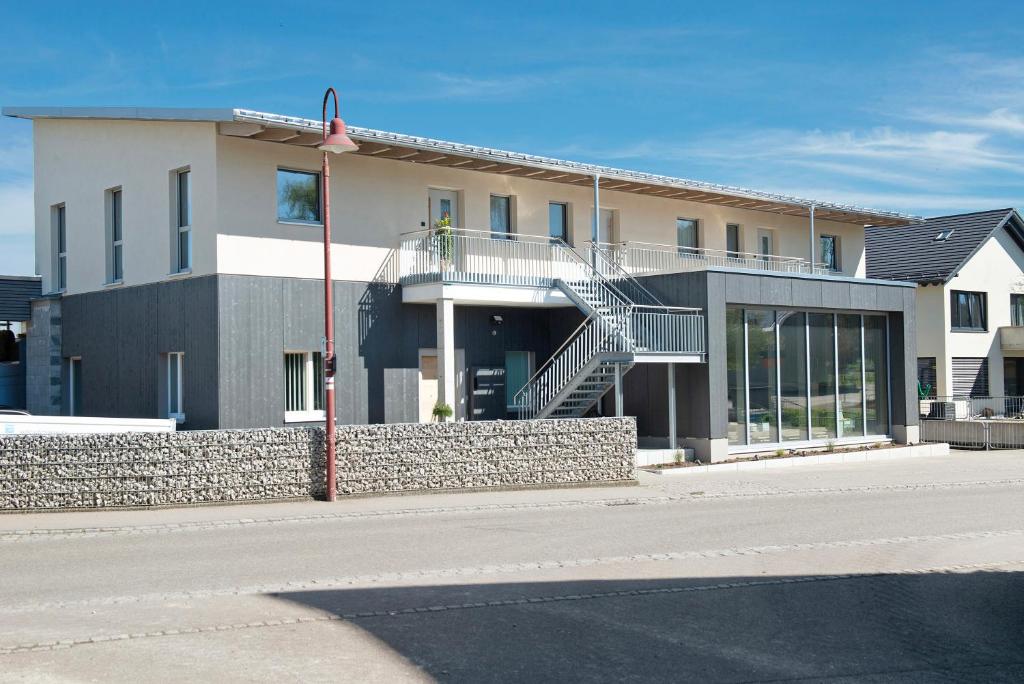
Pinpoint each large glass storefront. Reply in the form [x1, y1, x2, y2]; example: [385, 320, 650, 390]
[727, 307, 890, 448]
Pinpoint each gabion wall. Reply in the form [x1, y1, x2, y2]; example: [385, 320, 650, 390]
[0, 418, 635, 510]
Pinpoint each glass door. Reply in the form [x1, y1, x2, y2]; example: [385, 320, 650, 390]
[428, 188, 460, 227]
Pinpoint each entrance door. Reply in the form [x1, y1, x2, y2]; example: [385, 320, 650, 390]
[428, 188, 460, 227]
[757, 229, 774, 261]
[418, 349, 467, 422]
[418, 354, 439, 422]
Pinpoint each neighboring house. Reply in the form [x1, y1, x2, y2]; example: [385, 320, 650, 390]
[0, 275, 42, 410]
[4, 106, 921, 461]
[866, 208, 1024, 401]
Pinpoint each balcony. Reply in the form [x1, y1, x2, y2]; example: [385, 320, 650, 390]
[598, 241, 833, 277]
[397, 229, 836, 299]
[1000, 326, 1024, 351]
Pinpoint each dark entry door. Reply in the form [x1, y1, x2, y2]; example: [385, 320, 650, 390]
[470, 367, 505, 420]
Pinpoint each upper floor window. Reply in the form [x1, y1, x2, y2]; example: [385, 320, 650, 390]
[549, 202, 568, 244]
[1012, 294, 1024, 327]
[490, 195, 512, 239]
[726, 223, 740, 257]
[820, 234, 840, 271]
[53, 204, 67, 291]
[277, 169, 321, 224]
[677, 218, 698, 252]
[175, 169, 191, 272]
[107, 188, 124, 283]
[950, 290, 986, 331]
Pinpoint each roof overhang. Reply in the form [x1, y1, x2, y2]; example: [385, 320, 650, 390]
[3, 106, 922, 226]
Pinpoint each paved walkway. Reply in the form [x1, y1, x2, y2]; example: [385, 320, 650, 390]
[1, 450, 1022, 682]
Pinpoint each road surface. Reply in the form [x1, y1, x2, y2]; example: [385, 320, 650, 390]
[1, 450, 1022, 682]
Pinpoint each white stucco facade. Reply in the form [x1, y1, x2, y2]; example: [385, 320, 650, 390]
[916, 228, 1024, 397]
[28, 117, 876, 296]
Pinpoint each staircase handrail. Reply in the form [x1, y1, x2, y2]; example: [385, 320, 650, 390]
[585, 242, 668, 309]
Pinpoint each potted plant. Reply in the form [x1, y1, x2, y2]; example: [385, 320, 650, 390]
[432, 401, 454, 422]
[432, 213, 455, 273]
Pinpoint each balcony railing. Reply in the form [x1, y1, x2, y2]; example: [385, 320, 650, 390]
[596, 241, 833, 277]
[397, 229, 836, 288]
[399, 229, 582, 287]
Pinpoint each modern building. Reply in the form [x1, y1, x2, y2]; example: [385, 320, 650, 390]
[866, 208, 1024, 402]
[4, 106, 921, 461]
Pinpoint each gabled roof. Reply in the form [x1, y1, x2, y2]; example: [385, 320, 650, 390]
[2, 105, 920, 227]
[865, 209, 1024, 284]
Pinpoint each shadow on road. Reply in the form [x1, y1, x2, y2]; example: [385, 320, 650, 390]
[271, 570, 1024, 682]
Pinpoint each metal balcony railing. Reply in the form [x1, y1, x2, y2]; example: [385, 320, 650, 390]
[596, 241, 834, 276]
[398, 228, 584, 287]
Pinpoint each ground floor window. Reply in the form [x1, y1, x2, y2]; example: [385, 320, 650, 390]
[163, 352, 185, 422]
[284, 351, 325, 422]
[67, 357, 82, 416]
[726, 307, 890, 447]
[917, 357, 937, 398]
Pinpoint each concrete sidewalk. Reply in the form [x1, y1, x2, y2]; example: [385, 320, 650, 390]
[0, 449, 1017, 535]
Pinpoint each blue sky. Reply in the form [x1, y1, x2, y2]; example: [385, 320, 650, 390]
[2, 0, 1023, 275]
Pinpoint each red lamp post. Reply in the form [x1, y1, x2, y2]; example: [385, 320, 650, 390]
[318, 87, 359, 501]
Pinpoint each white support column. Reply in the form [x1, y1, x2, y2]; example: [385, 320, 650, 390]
[436, 297, 456, 419]
[614, 363, 624, 417]
[667, 363, 677, 448]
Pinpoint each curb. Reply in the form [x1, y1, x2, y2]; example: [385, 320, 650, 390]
[641, 443, 951, 477]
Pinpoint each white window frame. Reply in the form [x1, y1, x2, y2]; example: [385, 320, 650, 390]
[175, 169, 192, 273]
[107, 187, 124, 284]
[166, 352, 185, 423]
[53, 204, 67, 292]
[284, 351, 326, 422]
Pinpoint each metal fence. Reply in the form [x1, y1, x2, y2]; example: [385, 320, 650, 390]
[919, 395, 1024, 449]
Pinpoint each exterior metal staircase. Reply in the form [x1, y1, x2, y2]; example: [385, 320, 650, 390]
[514, 245, 704, 419]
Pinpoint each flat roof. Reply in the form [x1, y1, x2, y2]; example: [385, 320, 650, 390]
[3, 105, 920, 226]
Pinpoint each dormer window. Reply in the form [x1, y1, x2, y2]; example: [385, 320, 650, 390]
[934, 228, 955, 241]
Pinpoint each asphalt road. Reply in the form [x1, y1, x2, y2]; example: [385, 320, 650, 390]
[1, 451, 1023, 682]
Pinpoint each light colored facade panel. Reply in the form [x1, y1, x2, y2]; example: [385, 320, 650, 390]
[33, 119, 219, 295]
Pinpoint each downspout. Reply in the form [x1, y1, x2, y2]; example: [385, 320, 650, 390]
[809, 203, 816, 271]
[592, 174, 600, 267]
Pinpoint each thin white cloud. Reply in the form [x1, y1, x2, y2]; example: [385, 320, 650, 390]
[912, 107, 1024, 137]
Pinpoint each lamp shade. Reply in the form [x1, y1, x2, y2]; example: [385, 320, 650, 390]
[318, 117, 359, 153]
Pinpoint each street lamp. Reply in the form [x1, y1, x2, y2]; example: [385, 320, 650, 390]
[317, 87, 358, 501]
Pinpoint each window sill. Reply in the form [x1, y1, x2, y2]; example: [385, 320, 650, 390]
[285, 410, 327, 423]
[167, 269, 193, 279]
[102, 280, 124, 289]
[950, 328, 988, 334]
[277, 219, 324, 228]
